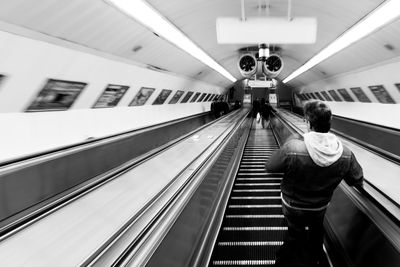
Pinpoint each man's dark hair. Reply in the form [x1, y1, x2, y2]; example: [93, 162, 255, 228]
[304, 100, 332, 132]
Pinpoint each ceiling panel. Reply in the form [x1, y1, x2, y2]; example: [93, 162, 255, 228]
[0, 0, 397, 90]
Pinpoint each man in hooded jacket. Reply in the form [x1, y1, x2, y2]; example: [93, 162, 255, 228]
[266, 100, 363, 267]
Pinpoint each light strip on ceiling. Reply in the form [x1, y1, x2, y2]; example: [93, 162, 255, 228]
[283, 0, 400, 83]
[107, 0, 237, 83]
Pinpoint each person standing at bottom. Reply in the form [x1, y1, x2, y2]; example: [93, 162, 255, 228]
[265, 100, 363, 267]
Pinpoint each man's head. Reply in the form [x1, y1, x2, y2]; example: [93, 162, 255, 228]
[303, 100, 332, 133]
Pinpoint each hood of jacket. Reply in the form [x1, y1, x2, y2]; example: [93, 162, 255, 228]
[303, 131, 343, 167]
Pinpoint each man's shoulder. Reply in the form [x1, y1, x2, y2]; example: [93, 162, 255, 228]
[341, 144, 353, 157]
[283, 137, 307, 152]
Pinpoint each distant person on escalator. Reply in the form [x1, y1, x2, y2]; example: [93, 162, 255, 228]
[265, 100, 364, 267]
[260, 98, 273, 128]
[252, 98, 260, 118]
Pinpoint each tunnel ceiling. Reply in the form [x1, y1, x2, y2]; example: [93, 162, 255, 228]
[0, 0, 399, 90]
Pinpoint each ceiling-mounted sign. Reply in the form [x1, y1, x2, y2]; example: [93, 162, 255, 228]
[26, 79, 87, 111]
[248, 80, 274, 88]
[216, 17, 317, 44]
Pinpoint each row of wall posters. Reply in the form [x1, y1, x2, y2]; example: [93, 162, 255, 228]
[25, 79, 219, 111]
[302, 85, 397, 104]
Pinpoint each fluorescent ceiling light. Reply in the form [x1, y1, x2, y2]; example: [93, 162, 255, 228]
[283, 0, 400, 83]
[107, 0, 237, 83]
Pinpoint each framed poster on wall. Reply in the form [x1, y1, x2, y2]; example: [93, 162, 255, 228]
[328, 90, 342, 101]
[314, 92, 324, 101]
[191, 92, 201, 102]
[321, 91, 332, 101]
[168, 90, 184, 104]
[350, 87, 370, 102]
[369, 85, 396, 104]
[181, 91, 194, 103]
[309, 93, 317, 99]
[130, 87, 155, 106]
[26, 79, 87, 111]
[396, 83, 400, 93]
[337, 88, 354, 102]
[93, 84, 129, 108]
[153, 89, 172, 105]
[198, 93, 207, 102]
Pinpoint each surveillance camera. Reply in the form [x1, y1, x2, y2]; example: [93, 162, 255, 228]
[262, 54, 283, 78]
[237, 54, 257, 78]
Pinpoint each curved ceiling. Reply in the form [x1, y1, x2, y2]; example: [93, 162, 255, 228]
[0, 0, 399, 90]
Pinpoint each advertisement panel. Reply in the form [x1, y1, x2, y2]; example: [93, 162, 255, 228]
[168, 90, 184, 104]
[130, 87, 155, 106]
[153, 89, 172, 105]
[93, 84, 129, 108]
[26, 79, 87, 111]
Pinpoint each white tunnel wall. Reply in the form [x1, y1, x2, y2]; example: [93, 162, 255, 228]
[0, 25, 225, 161]
[294, 57, 400, 130]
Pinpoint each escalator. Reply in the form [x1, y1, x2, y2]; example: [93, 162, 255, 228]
[209, 121, 285, 266]
[147, 111, 400, 267]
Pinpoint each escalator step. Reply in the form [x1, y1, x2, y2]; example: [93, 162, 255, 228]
[236, 178, 281, 183]
[229, 197, 281, 205]
[239, 170, 266, 172]
[217, 229, 286, 242]
[231, 191, 280, 197]
[212, 259, 275, 266]
[212, 243, 281, 260]
[236, 173, 281, 177]
[226, 207, 282, 215]
[234, 183, 280, 186]
[223, 216, 285, 227]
